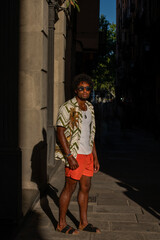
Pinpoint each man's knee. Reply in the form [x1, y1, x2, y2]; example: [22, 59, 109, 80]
[65, 177, 77, 193]
[82, 183, 91, 193]
[80, 178, 91, 193]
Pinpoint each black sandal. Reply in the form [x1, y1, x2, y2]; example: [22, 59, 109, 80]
[80, 223, 101, 233]
[56, 225, 79, 234]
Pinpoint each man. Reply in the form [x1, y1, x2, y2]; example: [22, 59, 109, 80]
[55, 74, 100, 235]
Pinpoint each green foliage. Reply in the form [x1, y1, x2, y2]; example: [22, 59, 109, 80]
[92, 15, 116, 96]
[66, 0, 80, 12]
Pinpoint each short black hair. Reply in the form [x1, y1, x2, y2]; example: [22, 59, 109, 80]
[72, 73, 93, 91]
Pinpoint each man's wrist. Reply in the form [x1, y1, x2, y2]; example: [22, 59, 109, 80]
[66, 153, 73, 158]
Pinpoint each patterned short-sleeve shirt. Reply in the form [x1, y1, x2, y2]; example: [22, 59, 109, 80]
[55, 97, 96, 166]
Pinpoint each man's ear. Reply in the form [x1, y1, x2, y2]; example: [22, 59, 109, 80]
[75, 89, 77, 95]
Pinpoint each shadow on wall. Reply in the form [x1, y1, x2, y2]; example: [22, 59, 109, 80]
[30, 128, 79, 231]
[31, 128, 48, 193]
[95, 102, 160, 221]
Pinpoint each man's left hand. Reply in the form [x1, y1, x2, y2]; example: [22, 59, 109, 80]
[94, 159, 100, 173]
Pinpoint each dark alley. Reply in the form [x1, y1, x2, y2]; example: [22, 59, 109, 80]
[1, 1, 160, 240]
[13, 102, 160, 240]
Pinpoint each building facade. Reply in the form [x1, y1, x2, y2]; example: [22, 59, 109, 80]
[0, 0, 99, 232]
[116, 0, 160, 131]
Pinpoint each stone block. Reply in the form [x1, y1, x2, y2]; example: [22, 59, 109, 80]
[90, 231, 144, 240]
[19, 109, 42, 148]
[92, 181, 125, 191]
[55, 11, 66, 35]
[87, 213, 137, 222]
[136, 213, 160, 223]
[50, 230, 91, 239]
[20, 32, 43, 71]
[94, 205, 142, 214]
[19, 71, 42, 109]
[22, 189, 38, 215]
[97, 192, 128, 206]
[68, 202, 94, 213]
[142, 233, 160, 240]
[20, 0, 43, 32]
[21, 148, 34, 185]
[111, 222, 160, 232]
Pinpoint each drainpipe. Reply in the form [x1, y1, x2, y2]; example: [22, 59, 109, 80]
[47, 0, 56, 171]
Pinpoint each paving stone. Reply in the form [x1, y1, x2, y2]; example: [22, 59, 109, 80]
[97, 192, 129, 206]
[16, 229, 91, 240]
[38, 228, 57, 239]
[90, 231, 144, 240]
[68, 202, 94, 212]
[38, 218, 52, 227]
[94, 205, 142, 214]
[15, 230, 44, 240]
[127, 199, 145, 207]
[111, 222, 160, 233]
[90, 189, 114, 194]
[51, 230, 91, 240]
[92, 176, 117, 183]
[142, 233, 160, 240]
[79, 220, 110, 232]
[87, 213, 137, 222]
[136, 213, 160, 223]
[92, 182, 124, 191]
[13, 119, 160, 240]
[72, 195, 97, 203]
[22, 189, 39, 215]
[140, 209, 160, 222]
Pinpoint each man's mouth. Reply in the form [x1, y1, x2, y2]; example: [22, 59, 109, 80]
[83, 93, 88, 96]
[82, 95, 88, 98]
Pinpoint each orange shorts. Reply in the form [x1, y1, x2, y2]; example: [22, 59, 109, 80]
[65, 153, 93, 180]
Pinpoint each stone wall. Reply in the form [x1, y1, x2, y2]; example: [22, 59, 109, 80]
[19, 0, 67, 216]
[53, 10, 66, 125]
[19, 0, 49, 190]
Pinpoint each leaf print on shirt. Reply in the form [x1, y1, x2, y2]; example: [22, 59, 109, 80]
[69, 107, 79, 129]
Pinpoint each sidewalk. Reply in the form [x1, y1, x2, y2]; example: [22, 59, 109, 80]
[14, 119, 160, 240]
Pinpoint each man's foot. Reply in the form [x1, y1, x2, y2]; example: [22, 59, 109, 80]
[56, 224, 79, 235]
[79, 223, 101, 233]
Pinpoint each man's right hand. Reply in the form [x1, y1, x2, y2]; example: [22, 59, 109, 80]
[67, 155, 79, 170]
[56, 126, 79, 170]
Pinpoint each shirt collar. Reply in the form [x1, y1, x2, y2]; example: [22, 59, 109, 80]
[71, 96, 92, 109]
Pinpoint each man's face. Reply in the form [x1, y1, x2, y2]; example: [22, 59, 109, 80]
[75, 81, 91, 101]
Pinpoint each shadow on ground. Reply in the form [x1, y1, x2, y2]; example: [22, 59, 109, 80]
[44, 183, 79, 229]
[26, 128, 79, 238]
[95, 102, 160, 220]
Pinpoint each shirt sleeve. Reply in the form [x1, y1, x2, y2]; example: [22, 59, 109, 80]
[56, 104, 70, 128]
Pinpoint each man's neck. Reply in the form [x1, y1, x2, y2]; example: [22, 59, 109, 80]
[76, 96, 87, 110]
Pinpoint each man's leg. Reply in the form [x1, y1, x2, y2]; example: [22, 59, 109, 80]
[78, 175, 91, 228]
[57, 177, 78, 232]
[78, 175, 101, 233]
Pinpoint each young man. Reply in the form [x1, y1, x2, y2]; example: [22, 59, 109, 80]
[55, 74, 100, 234]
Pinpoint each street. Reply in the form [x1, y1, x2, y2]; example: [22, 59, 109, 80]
[13, 105, 160, 240]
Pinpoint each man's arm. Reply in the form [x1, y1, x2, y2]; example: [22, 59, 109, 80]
[92, 141, 100, 173]
[57, 126, 79, 170]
